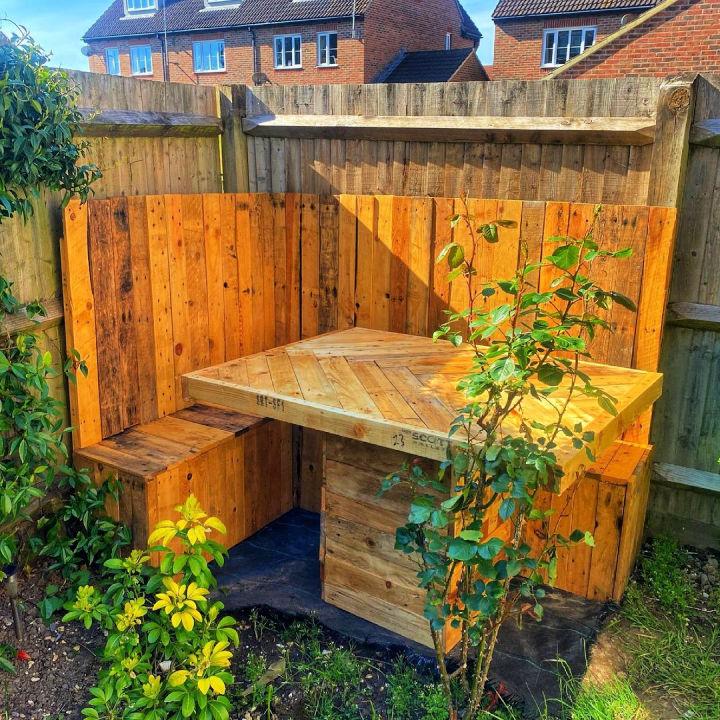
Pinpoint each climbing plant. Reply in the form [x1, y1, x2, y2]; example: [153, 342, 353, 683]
[0, 26, 101, 582]
[381, 202, 636, 716]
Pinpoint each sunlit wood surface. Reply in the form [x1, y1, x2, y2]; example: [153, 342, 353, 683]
[183, 327, 662, 493]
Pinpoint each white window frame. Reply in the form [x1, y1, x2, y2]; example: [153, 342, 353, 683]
[274, 34, 302, 69]
[125, 0, 157, 14]
[445, 32, 452, 50]
[193, 39, 226, 73]
[130, 45, 153, 76]
[541, 26, 596, 68]
[317, 32, 338, 67]
[105, 47, 121, 75]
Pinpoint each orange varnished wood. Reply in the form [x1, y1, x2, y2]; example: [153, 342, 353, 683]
[184, 327, 661, 494]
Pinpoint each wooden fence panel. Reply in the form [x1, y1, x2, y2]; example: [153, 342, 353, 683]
[245, 79, 662, 205]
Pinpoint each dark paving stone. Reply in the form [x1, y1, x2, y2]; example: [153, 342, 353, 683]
[216, 509, 609, 718]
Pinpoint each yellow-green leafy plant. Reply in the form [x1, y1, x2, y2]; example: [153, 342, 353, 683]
[382, 203, 635, 716]
[63, 496, 238, 720]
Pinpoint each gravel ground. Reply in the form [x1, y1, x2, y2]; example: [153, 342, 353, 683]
[0, 570, 103, 720]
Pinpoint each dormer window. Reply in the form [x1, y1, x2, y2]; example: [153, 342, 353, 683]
[125, 0, 157, 15]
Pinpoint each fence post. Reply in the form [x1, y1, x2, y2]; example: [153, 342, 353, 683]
[218, 84, 250, 193]
[647, 75, 696, 208]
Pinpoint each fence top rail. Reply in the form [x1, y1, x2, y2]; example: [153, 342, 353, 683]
[242, 113, 657, 146]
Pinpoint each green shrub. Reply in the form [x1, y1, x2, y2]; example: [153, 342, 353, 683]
[63, 495, 238, 720]
[31, 467, 131, 619]
[386, 657, 422, 720]
[0, 27, 100, 222]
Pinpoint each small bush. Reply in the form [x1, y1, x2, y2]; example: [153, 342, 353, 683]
[295, 640, 370, 719]
[63, 495, 238, 720]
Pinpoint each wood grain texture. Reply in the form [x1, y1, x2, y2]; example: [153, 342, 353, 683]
[245, 79, 662, 203]
[184, 327, 662, 495]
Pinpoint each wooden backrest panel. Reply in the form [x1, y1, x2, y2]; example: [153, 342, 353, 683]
[62, 193, 676, 448]
[62, 193, 301, 446]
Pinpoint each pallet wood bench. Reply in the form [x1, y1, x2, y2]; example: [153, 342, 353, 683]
[60, 191, 678, 652]
[182, 327, 663, 650]
[76, 405, 286, 550]
[61, 195, 294, 555]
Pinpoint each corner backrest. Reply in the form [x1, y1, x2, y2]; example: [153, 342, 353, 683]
[62, 192, 676, 450]
[61, 193, 301, 448]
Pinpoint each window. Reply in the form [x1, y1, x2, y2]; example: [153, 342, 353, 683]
[125, 0, 156, 13]
[542, 26, 596, 67]
[130, 45, 153, 75]
[274, 34, 302, 69]
[445, 32, 452, 50]
[317, 32, 338, 66]
[193, 40, 226, 72]
[106, 48, 121, 75]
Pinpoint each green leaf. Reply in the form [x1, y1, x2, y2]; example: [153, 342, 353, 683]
[478, 537, 504, 560]
[447, 244, 465, 270]
[548, 244, 581, 271]
[447, 538, 477, 561]
[598, 394, 618, 416]
[609, 291, 637, 312]
[537, 363, 564, 387]
[408, 496, 435, 524]
[499, 498, 516, 521]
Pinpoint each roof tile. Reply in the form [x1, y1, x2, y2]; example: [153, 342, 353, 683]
[383, 48, 477, 83]
[492, 0, 657, 19]
[85, 0, 480, 41]
[85, 0, 373, 40]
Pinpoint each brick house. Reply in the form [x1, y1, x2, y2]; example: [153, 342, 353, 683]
[83, 0, 485, 85]
[490, 0, 720, 80]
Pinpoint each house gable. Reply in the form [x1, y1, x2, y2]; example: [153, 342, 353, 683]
[490, 0, 720, 79]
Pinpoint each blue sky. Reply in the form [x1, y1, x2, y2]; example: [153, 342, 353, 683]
[1, 0, 498, 70]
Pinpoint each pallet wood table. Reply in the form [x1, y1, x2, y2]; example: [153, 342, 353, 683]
[183, 327, 662, 648]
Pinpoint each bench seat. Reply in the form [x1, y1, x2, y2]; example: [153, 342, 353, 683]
[75, 405, 293, 554]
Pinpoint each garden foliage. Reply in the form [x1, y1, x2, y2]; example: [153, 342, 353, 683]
[0, 26, 100, 221]
[64, 495, 239, 720]
[0, 26, 101, 582]
[381, 202, 635, 715]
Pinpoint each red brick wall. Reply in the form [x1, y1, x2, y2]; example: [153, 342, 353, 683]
[492, 11, 638, 80]
[88, 20, 366, 85]
[450, 51, 488, 81]
[492, 0, 720, 80]
[564, 0, 720, 78]
[88, 37, 165, 81]
[364, 0, 477, 81]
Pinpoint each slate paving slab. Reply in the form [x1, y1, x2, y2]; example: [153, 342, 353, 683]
[216, 509, 609, 717]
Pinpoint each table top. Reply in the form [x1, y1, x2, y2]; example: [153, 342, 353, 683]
[182, 328, 662, 493]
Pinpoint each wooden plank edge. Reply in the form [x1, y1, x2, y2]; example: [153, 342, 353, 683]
[689, 118, 720, 147]
[78, 108, 224, 138]
[653, 462, 720, 496]
[666, 301, 720, 332]
[0, 296, 64, 335]
[242, 114, 657, 146]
